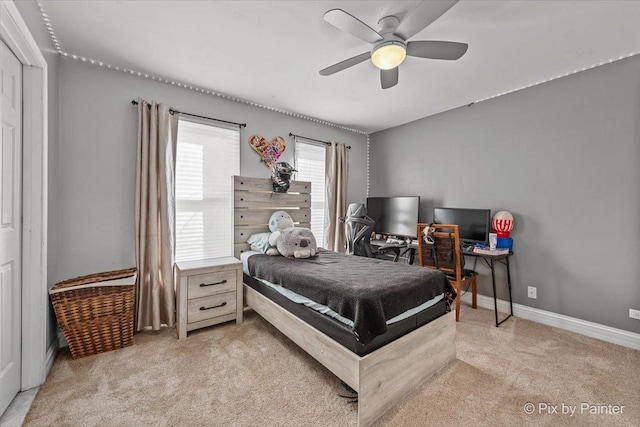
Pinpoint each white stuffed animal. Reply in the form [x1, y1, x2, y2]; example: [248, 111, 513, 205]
[265, 211, 294, 255]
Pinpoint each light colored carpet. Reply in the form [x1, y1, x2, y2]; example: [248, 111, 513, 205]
[24, 306, 639, 426]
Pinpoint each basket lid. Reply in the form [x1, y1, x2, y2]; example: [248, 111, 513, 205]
[50, 268, 137, 294]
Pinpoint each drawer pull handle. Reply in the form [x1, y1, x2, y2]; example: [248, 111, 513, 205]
[200, 302, 227, 311]
[200, 279, 227, 287]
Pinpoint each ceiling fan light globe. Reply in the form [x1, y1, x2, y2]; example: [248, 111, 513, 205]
[371, 42, 406, 70]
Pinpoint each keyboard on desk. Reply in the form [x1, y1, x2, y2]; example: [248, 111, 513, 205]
[371, 239, 405, 247]
[386, 238, 405, 245]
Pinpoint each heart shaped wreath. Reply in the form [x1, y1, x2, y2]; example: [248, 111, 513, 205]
[249, 135, 286, 168]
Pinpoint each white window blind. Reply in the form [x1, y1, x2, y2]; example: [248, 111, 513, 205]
[175, 118, 240, 262]
[295, 139, 326, 247]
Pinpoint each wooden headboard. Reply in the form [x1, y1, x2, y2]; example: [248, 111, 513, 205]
[233, 176, 311, 259]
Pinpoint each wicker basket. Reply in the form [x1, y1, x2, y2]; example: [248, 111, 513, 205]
[49, 268, 137, 359]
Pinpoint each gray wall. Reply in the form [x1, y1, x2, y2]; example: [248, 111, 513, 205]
[370, 55, 640, 333]
[15, 0, 61, 350]
[56, 58, 368, 282]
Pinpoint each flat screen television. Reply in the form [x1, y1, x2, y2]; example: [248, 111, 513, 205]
[366, 196, 420, 239]
[433, 207, 491, 245]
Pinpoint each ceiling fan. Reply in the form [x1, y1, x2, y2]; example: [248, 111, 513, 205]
[319, 0, 468, 89]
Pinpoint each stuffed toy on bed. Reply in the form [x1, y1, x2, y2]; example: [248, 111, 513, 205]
[276, 227, 318, 259]
[265, 210, 294, 255]
[247, 210, 294, 255]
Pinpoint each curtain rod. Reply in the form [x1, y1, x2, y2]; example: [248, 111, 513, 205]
[288, 132, 351, 149]
[131, 100, 246, 128]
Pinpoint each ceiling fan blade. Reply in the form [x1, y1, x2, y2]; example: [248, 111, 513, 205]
[319, 52, 371, 76]
[406, 40, 468, 60]
[324, 9, 383, 44]
[380, 68, 398, 89]
[394, 0, 459, 40]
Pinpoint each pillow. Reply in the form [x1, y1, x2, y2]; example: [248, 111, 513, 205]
[247, 232, 272, 254]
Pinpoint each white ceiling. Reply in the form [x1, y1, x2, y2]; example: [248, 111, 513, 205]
[39, 0, 640, 133]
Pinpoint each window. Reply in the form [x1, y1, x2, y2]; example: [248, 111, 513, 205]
[295, 139, 326, 247]
[175, 118, 240, 262]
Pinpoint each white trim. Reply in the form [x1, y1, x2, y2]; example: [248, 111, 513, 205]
[45, 339, 58, 377]
[0, 2, 43, 65]
[1, 1, 49, 390]
[460, 293, 640, 350]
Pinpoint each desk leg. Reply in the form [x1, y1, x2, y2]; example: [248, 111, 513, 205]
[494, 256, 514, 327]
[490, 258, 499, 327]
[506, 257, 513, 316]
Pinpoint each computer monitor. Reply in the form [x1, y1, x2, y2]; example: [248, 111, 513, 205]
[433, 207, 491, 245]
[366, 196, 420, 239]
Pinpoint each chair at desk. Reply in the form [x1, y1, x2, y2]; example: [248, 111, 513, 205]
[340, 203, 401, 261]
[417, 223, 477, 321]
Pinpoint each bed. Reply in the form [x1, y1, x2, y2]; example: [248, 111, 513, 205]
[233, 176, 456, 426]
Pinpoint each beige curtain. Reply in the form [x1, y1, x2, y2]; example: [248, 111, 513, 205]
[325, 142, 349, 252]
[135, 98, 178, 331]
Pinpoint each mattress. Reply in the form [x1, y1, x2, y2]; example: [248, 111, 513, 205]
[241, 251, 444, 328]
[241, 251, 450, 356]
[244, 274, 448, 356]
[245, 249, 454, 344]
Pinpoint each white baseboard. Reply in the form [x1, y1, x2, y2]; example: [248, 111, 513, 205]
[45, 338, 58, 378]
[460, 293, 640, 350]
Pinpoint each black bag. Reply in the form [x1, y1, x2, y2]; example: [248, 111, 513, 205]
[423, 225, 465, 271]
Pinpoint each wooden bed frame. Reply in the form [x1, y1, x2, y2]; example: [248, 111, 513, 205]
[233, 176, 456, 426]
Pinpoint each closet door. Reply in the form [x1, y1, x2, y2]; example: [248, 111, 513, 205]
[0, 38, 23, 416]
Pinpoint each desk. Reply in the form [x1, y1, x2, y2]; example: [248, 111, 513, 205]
[465, 251, 513, 327]
[370, 240, 405, 262]
[372, 240, 419, 264]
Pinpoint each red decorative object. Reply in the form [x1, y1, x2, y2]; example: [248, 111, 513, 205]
[492, 211, 514, 238]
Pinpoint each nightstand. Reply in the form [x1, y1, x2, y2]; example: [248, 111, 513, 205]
[175, 257, 243, 339]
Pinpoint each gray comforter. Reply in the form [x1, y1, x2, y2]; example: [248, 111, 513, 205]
[247, 249, 455, 344]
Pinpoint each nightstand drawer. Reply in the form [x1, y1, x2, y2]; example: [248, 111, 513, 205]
[187, 291, 236, 324]
[187, 270, 237, 299]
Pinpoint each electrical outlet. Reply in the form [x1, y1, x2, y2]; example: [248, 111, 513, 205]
[630, 309, 640, 320]
[527, 286, 537, 299]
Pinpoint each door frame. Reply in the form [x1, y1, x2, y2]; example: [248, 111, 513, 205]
[0, 1, 48, 389]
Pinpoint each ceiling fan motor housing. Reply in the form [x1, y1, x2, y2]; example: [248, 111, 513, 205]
[371, 16, 407, 70]
[377, 15, 401, 33]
